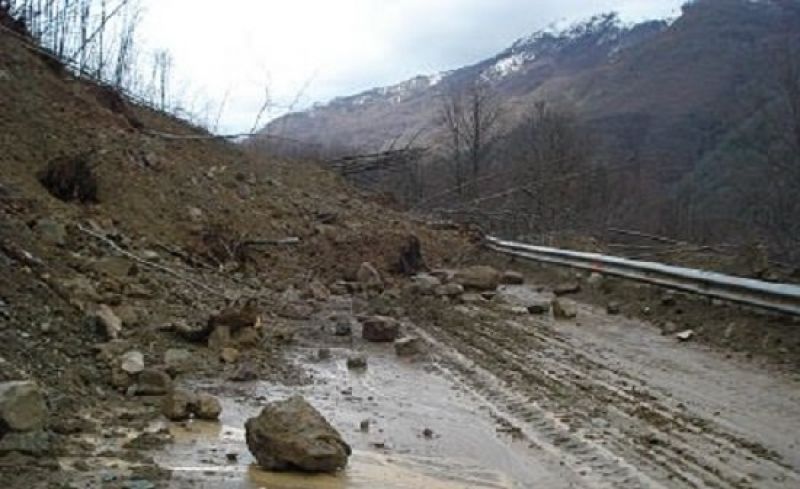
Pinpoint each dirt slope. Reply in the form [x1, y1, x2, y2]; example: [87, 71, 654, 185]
[0, 27, 473, 487]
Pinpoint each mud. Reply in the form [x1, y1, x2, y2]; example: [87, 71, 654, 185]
[158, 348, 575, 488]
[149, 282, 800, 489]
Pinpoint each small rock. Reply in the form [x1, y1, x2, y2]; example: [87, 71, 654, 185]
[307, 280, 331, 301]
[454, 266, 501, 291]
[317, 348, 332, 361]
[230, 362, 258, 382]
[234, 327, 261, 347]
[434, 283, 464, 297]
[208, 326, 232, 351]
[136, 369, 172, 396]
[661, 321, 682, 335]
[333, 316, 352, 336]
[606, 302, 622, 315]
[527, 301, 551, 315]
[500, 271, 525, 285]
[226, 453, 238, 462]
[552, 299, 578, 320]
[209, 305, 262, 333]
[661, 293, 677, 307]
[422, 428, 434, 439]
[394, 337, 424, 357]
[410, 274, 441, 295]
[245, 396, 351, 472]
[164, 349, 192, 375]
[120, 351, 145, 375]
[221, 348, 240, 364]
[361, 316, 400, 342]
[459, 293, 485, 304]
[509, 306, 529, 316]
[553, 282, 581, 296]
[347, 356, 368, 370]
[586, 272, 604, 287]
[0, 430, 53, 456]
[162, 389, 197, 421]
[33, 219, 67, 246]
[359, 419, 370, 432]
[0, 381, 47, 432]
[356, 262, 384, 291]
[92, 257, 134, 278]
[195, 393, 222, 420]
[676, 330, 694, 342]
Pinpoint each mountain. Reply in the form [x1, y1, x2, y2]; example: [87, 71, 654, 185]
[261, 0, 794, 177]
[261, 12, 670, 152]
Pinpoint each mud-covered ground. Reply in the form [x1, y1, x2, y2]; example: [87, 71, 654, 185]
[36, 272, 797, 489]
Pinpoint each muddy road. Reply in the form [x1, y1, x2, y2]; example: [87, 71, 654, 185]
[155, 283, 800, 489]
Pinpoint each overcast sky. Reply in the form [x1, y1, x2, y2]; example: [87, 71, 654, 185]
[139, 1, 685, 133]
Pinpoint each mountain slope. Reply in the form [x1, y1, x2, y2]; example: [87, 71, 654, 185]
[262, 0, 794, 182]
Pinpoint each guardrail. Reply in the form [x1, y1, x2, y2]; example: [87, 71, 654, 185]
[485, 236, 800, 317]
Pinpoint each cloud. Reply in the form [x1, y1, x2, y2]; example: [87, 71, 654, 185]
[139, 0, 685, 133]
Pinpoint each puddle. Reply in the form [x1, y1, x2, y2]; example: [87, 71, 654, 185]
[157, 347, 574, 488]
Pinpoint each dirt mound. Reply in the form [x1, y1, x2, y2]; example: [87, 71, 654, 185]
[0, 26, 474, 488]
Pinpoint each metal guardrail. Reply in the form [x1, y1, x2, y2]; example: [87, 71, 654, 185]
[486, 236, 800, 317]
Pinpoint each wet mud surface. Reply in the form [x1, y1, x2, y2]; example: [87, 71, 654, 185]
[153, 284, 800, 489]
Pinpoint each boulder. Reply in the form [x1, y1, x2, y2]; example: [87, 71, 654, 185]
[92, 304, 122, 340]
[454, 266, 500, 291]
[195, 393, 222, 420]
[500, 271, 525, 285]
[0, 381, 47, 433]
[245, 396, 351, 472]
[356, 262, 383, 291]
[119, 351, 145, 375]
[553, 282, 581, 296]
[527, 300, 551, 315]
[346, 356, 367, 370]
[361, 316, 400, 342]
[394, 337, 424, 357]
[552, 299, 578, 320]
[395, 235, 426, 276]
[162, 389, 197, 421]
[136, 369, 172, 396]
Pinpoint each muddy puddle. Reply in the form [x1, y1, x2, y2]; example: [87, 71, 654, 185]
[157, 346, 574, 489]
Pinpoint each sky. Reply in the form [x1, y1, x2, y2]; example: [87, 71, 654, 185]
[139, 0, 686, 133]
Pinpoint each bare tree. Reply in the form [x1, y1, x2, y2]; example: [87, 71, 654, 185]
[437, 77, 503, 198]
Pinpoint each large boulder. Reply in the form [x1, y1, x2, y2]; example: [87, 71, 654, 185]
[361, 316, 400, 342]
[454, 266, 501, 291]
[245, 396, 351, 473]
[356, 262, 383, 291]
[0, 381, 47, 433]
